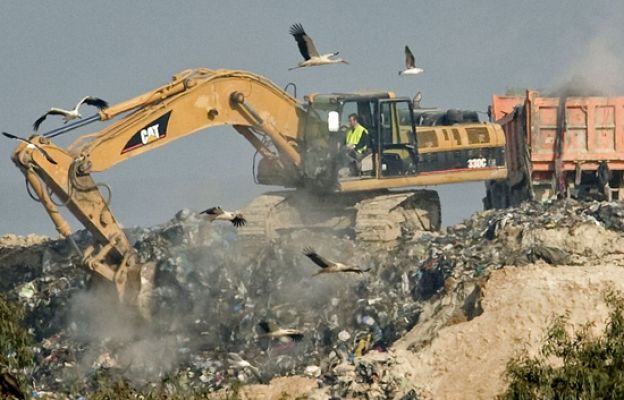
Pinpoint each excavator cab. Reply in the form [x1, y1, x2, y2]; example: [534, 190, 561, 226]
[378, 99, 419, 177]
[302, 93, 419, 187]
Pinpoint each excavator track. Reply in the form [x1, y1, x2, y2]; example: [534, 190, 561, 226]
[239, 189, 441, 246]
[354, 190, 441, 242]
[238, 193, 287, 243]
[238, 191, 356, 246]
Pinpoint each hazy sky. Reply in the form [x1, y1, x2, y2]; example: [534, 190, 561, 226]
[1, 1, 623, 236]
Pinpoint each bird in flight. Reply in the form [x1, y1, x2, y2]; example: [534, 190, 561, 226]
[258, 320, 304, 342]
[2, 132, 57, 164]
[399, 45, 424, 75]
[33, 96, 109, 131]
[200, 206, 246, 227]
[303, 247, 370, 276]
[288, 23, 348, 70]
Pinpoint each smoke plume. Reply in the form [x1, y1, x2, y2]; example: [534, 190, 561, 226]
[548, 23, 624, 97]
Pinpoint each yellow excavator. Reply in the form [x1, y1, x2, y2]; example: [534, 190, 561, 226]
[9, 68, 506, 314]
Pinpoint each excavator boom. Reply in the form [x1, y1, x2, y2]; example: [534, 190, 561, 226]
[10, 69, 307, 314]
[70, 68, 303, 171]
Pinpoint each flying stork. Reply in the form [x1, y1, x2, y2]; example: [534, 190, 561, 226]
[33, 96, 109, 131]
[303, 247, 370, 276]
[288, 23, 348, 70]
[399, 45, 424, 75]
[2, 132, 57, 165]
[200, 206, 246, 227]
[258, 320, 304, 342]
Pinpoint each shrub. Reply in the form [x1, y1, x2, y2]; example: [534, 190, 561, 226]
[500, 290, 624, 399]
[0, 293, 33, 369]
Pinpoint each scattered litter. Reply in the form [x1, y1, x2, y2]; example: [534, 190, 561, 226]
[3, 199, 624, 396]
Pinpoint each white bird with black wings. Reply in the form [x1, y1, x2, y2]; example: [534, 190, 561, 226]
[2, 132, 57, 165]
[33, 96, 109, 131]
[399, 45, 424, 75]
[200, 206, 246, 227]
[288, 23, 348, 70]
[303, 247, 370, 276]
[258, 320, 304, 342]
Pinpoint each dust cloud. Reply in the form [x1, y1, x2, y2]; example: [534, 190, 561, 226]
[67, 283, 180, 383]
[548, 23, 624, 97]
[58, 208, 420, 385]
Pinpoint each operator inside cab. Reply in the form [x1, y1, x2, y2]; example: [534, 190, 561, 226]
[339, 113, 370, 177]
[346, 113, 369, 152]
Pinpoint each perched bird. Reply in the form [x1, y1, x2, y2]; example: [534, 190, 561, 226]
[2, 132, 57, 164]
[303, 247, 370, 276]
[258, 320, 304, 342]
[288, 23, 348, 70]
[399, 45, 424, 75]
[413, 91, 423, 108]
[200, 206, 246, 227]
[33, 96, 109, 131]
[0, 367, 24, 400]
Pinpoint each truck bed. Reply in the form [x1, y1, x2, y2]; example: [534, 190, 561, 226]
[493, 91, 624, 174]
[486, 90, 624, 205]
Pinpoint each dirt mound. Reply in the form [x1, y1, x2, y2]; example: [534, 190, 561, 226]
[238, 376, 317, 399]
[391, 264, 624, 399]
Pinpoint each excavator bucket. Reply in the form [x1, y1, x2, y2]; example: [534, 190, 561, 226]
[84, 247, 156, 321]
[137, 261, 156, 320]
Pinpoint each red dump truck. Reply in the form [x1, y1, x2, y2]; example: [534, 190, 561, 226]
[485, 90, 624, 208]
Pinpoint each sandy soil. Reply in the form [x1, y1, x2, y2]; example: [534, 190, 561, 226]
[212, 376, 317, 399]
[393, 264, 624, 399]
[241, 376, 317, 399]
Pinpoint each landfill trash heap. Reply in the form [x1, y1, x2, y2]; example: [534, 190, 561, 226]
[2, 199, 624, 397]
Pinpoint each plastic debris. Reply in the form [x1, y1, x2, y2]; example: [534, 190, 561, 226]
[2, 199, 624, 396]
[18, 282, 36, 299]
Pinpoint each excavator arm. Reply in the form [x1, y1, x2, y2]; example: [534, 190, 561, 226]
[70, 68, 304, 171]
[10, 68, 307, 314]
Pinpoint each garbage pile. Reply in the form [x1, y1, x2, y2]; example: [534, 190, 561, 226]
[120, 210, 424, 388]
[321, 352, 418, 400]
[403, 200, 624, 300]
[1, 211, 426, 396]
[2, 199, 624, 397]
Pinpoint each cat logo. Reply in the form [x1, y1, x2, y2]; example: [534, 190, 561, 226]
[140, 124, 161, 144]
[122, 111, 172, 153]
